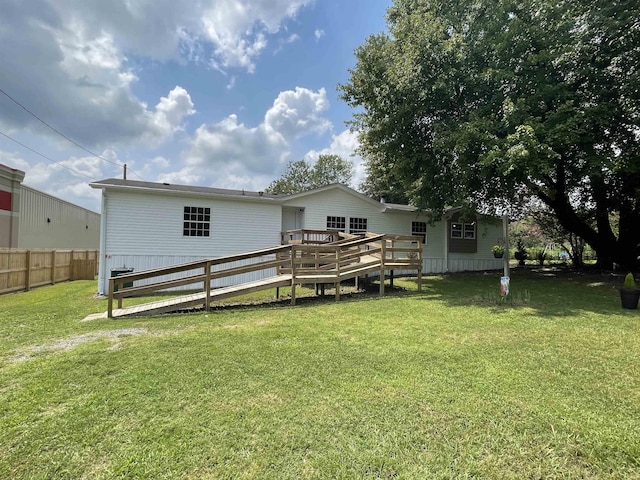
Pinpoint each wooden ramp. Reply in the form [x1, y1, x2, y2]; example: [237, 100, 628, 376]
[97, 231, 423, 319]
[108, 275, 292, 318]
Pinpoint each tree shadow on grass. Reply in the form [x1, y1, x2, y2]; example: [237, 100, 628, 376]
[402, 268, 635, 318]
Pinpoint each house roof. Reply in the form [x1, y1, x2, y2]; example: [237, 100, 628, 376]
[90, 178, 281, 201]
[89, 178, 435, 214]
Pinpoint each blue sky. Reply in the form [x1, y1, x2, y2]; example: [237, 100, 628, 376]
[0, 0, 392, 212]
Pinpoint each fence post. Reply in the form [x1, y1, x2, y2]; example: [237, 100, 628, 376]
[51, 250, 56, 285]
[70, 250, 75, 280]
[25, 250, 31, 292]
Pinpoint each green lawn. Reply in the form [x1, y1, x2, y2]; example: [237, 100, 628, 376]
[1, 271, 639, 479]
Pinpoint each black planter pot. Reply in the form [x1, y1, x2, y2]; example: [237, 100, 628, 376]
[620, 288, 640, 309]
[493, 252, 504, 259]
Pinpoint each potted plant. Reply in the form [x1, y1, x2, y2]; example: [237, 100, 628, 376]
[492, 245, 505, 258]
[620, 273, 640, 309]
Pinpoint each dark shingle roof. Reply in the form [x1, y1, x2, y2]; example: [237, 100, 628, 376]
[90, 178, 281, 200]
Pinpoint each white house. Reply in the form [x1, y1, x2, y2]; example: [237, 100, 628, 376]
[90, 178, 505, 295]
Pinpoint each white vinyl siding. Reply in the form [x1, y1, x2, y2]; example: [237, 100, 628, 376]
[99, 190, 281, 293]
[104, 191, 281, 257]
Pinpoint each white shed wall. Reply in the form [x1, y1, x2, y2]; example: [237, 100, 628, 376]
[99, 190, 281, 294]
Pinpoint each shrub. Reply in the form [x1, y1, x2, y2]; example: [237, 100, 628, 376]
[529, 247, 548, 266]
[623, 273, 636, 289]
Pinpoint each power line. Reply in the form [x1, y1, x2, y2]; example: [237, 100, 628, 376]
[0, 87, 144, 180]
[0, 129, 95, 180]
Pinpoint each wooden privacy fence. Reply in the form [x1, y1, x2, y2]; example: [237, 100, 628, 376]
[0, 249, 99, 295]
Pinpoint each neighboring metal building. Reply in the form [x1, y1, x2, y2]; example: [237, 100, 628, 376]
[0, 164, 100, 249]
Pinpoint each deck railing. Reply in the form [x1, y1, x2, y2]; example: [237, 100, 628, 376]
[107, 231, 423, 317]
[108, 245, 290, 317]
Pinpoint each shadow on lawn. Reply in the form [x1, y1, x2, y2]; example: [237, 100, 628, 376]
[402, 267, 632, 318]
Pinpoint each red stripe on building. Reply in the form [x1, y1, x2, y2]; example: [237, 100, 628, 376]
[0, 190, 12, 211]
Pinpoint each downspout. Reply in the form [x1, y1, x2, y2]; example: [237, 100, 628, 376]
[97, 190, 108, 295]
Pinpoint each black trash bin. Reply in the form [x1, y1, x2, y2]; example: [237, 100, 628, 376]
[111, 267, 134, 292]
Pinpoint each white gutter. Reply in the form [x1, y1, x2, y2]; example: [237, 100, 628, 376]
[97, 190, 107, 295]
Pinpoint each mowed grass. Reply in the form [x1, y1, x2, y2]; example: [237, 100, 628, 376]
[1, 271, 639, 479]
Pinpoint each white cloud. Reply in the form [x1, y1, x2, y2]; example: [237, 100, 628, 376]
[157, 87, 333, 190]
[185, 114, 287, 173]
[0, 1, 309, 149]
[264, 87, 331, 138]
[61, 0, 313, 71]
[304, 129, 365, 189]
[0, 5, 196, 149]
[152, 86, 196, 136]
[314, 29, 325, 41]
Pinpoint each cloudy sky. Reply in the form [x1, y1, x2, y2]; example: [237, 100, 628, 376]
[0, 0, 391, 212]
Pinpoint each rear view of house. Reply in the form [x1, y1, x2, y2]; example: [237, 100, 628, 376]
[90, 178, 504, 295]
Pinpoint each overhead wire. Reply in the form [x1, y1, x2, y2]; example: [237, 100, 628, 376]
[0, 129, 95, 180]
[0, 87, 145, 180]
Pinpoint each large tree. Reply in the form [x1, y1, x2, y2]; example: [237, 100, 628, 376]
[266, 154, 354, 195]
[340, 0, 640, 269]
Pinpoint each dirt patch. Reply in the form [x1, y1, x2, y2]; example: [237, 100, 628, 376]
[10, 328, 149, 363]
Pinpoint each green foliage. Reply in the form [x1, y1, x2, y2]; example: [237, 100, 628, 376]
[266, 154, 354, 194]
[492, 244, 505, 255]
[624, 273, 636, 289]
[340, 0, 640, 270]
[529, 247, 548, 266]
[2, 278, 640, 477]
[514, 239, 528, 264]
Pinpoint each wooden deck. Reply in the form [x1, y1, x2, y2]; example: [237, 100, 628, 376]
[97, 231, 422, 319]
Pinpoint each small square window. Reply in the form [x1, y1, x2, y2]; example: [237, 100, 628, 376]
[183, 206, 211, 237]
[412, 221, 427, 244]
[464, 223, 476, 239]
[349, 217, 367, 235]
[326, 216, 346, 232]
[451, 223, 462, 238]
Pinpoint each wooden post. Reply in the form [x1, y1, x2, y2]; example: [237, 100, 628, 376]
[25, 250, 31, 292]
[70, 250, 75, 280]
[107, 277, 114, 318]
[379, 239, 386, 297]
[205, 261, 212, 311]
[335, 246, 341, 301]
[417, 241, 423, 292]
[51, 250, 56, 285]
[503, 214, 510, 278]
[290, 246, 297, 306]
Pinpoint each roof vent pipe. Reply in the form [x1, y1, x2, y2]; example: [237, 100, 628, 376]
[380, 197, 385, 203]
